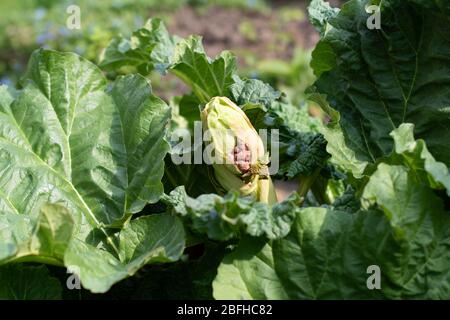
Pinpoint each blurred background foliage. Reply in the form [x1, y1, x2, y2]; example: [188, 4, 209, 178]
[0, 0, 342, 111]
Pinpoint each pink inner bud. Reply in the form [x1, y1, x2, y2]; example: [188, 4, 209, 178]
[234, 140, 251, 173]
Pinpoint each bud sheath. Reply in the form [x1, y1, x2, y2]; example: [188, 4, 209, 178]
[201, 97, 277, 204]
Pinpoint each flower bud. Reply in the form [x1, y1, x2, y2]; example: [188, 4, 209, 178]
[201, 97, 277, 205]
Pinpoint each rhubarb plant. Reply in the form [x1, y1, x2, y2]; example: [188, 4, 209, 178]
[1, 0, 449, 300]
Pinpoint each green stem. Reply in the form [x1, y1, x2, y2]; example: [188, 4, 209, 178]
[297, 168, 321, 199]
[310, 177, 332, 205]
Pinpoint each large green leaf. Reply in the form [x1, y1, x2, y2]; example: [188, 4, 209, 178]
[310, 0, 450, 171]
[213, 237, 288, 300]
[0, 264, 62, 300]
[171, 36, 237, 103]
[214, 126, 450, 299]
[274, 174, 450, 299]
[0, 49, 185, 293]
[64, 214, 185, 293]
[3, 49, 170, 228]
[215, 167, 450, 299]
[0, 204, 74, 265]
[100, 18, 178, 75]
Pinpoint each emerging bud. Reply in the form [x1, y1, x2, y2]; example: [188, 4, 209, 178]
[201, 96, 278, 205]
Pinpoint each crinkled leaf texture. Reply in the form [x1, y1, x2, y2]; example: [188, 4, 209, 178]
[0, 50, 185, 293]
[308, 0, 340, 36]
[100, 18, 179, 75]
[171, 36, 237, 103]
[213, 125, 450, 299]
[163, 186, 301, 241]
[101, 20, 236, 104]
[0, 264, 62, 299]
[310, 0, 450, 176]
[0, 204, 74, 265]
[230, 76, 281, 109]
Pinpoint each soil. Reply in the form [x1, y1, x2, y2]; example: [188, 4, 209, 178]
[154, 1, 336, 100]
[167, 3, 319, 62]
[167, 0, 343, 62]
